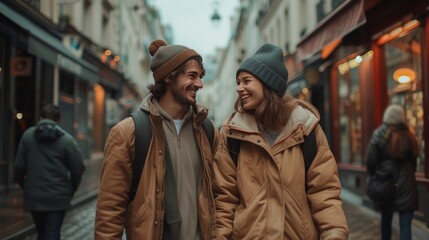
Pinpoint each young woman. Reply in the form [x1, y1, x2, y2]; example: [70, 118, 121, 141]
[213, 43, 349, 239]
[366, 104, 419, 240]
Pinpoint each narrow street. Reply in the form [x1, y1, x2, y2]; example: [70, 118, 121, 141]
[21, 192, 429, 240]
[23, 199, 97, 240]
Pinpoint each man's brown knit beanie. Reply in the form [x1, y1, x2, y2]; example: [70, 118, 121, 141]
[148, 39, 202, 82]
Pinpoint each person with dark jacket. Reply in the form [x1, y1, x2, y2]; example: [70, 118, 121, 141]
[14, 104, 85, 240]
[95, 39, 220, 239]
[213, 43, 348, 239]
[366, 104, 419, 240]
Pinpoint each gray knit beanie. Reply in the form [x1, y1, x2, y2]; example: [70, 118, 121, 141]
[148, 39, 202, 82]
[237, 43, 288, 96]
[383, 104, 406, 125]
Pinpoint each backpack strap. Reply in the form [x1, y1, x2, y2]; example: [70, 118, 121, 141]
[202, 118, 215, 146]
[129, 110, 152, 203]
[302, 129, 317, 192]
[302, 129, 317, 175]
[226, 137, 240, 166]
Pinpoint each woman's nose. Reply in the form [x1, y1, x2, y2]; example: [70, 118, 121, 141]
[236, 83, 243, 93]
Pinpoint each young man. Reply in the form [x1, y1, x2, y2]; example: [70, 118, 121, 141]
[95, 39, 219, 239]
[14, 104, 85, 239]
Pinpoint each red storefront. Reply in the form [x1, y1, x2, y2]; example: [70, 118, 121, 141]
[297, 0, 429, 225]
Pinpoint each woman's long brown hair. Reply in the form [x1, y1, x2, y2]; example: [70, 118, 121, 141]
[386, 123, 419, 164]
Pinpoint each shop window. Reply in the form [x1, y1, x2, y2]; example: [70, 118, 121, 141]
[337, 67, 362, 164]
[0, 35, 5, 167]
[59, 70, 75, 135]
[40, 61, 54, 107]
[336, 52, 372, 165]
[76, 81, 91, 158]
[59, 70, 75, 97]
[384, 27, 425, 173]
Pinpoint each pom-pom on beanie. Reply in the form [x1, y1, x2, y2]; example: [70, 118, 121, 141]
[383, 104, 406, 125]
[237, 43, 288, 97]
[148, 39, 202, 82]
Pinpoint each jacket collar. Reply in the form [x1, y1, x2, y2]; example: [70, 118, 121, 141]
[139, 93, 209, 126]
[227, 99, 320, 139]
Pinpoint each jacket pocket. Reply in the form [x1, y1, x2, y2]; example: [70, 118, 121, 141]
[134, 203, 149, 229]
[232, 182, 267, 239]
[282, 186, 315, 239]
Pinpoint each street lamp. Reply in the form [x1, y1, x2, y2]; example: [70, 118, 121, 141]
[211, 9, 221, 23]
[210, 0, 221, 26]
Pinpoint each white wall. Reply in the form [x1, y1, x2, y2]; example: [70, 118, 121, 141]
[213, 0, 321, 125]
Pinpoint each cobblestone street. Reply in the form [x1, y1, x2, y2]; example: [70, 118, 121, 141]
[21, 193, 429, 240]
[24, 200, 97, 240]
[343, 200, 399, 240]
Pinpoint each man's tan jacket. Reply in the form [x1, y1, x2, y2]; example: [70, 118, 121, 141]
[95, 95, 218, 239]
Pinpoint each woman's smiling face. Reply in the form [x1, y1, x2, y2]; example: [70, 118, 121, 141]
[236, 71, 264, 110]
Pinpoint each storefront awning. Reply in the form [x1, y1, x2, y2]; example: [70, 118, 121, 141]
[0, 2, 99, 83]
[297, 0, 366, 61]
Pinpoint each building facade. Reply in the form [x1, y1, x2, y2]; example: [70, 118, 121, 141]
[297, 0, 429, 225]
[215, 0, 429, 226]
[0, 0, 167, 192]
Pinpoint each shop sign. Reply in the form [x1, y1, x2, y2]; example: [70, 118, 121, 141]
[63, 35, 83, 58]
[57, 54, 82, 76]
[10, 57, 33, 77]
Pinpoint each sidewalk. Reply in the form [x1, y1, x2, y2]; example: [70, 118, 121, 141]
[18, 186, 429, 240]
[0, 153, 103, 240]
[2, 156, 429, 240]
[341, 188, 429, 240]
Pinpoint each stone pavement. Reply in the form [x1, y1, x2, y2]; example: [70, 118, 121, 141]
[341, 189, 429, 240]
[2, 151, 428, 240]
[18, 189, 429, 240]
[23, 198, 97, 240]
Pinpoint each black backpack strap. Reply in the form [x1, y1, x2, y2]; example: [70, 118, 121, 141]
[227, 137, 240, 167]
[301, 128, 317, 192]
[129, 110, 152, 203]
[202, 118, 214, 146]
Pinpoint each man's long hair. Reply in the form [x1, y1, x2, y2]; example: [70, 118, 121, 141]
[234, 87, 296, 131]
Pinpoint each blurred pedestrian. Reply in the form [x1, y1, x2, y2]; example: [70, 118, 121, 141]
[213, 43, 349, 239]
[366, 104, 419, 240]
[14, 104, 85, 240]
[94, 39, 220, 239]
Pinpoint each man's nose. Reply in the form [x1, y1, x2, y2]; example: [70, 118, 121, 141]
[195, 77, 203, 88]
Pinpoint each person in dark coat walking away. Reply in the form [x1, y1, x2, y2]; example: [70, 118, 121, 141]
[14, 104, 85, 240]
[366, 104, 419, 240]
